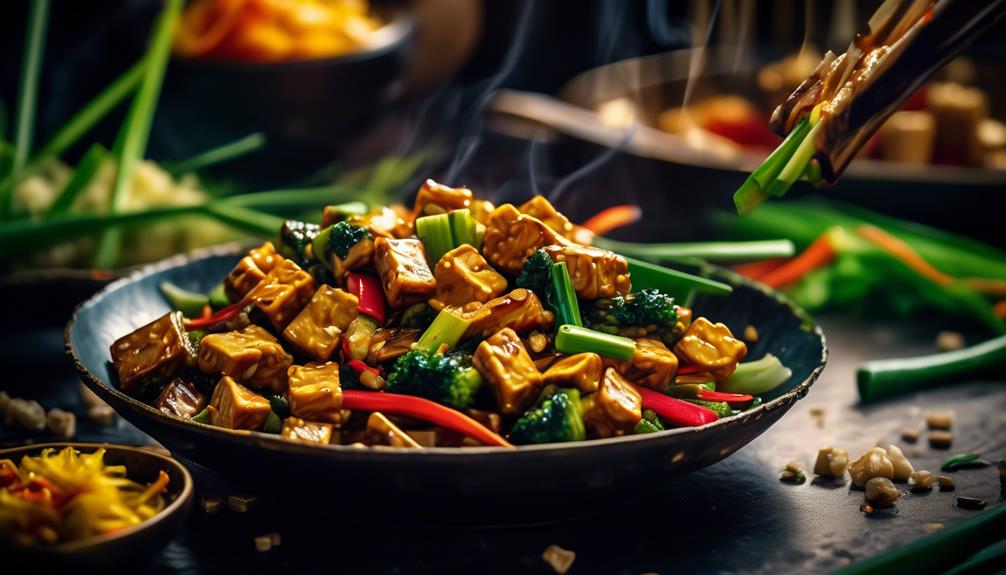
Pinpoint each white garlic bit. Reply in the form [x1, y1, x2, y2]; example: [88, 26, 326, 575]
[849, 447, 894, 488]
[865, 477, 901, 507]
[813, 447, 849, 478]
[884, 444, 915, 482]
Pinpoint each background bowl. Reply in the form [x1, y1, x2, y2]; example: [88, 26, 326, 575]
[2, 442, 193, 568]
[67, 246, 825, 509]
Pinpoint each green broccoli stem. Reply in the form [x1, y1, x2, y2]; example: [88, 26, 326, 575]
[720, 354, 792, 395]
[857, 334, 1006, 402]
[594, 237, 795, 264]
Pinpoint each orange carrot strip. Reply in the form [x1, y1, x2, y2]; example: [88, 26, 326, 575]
[581, 204, 642, 236]
[856, 225, 953, 286]
[995, 300, 1006, 320]
[733, 258, 789, 280]
[759, 233, 836, 288]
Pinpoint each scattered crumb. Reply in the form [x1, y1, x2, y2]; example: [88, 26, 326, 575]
[744, 325, 759, 342]
[922, 522, 944, 533]
[929, 430, 953, 449]
[935, 331, 965, 351]
[906, 448, 925, 458]
[908, 470, 934, 492]
[780, 460, 807, 484]
[809, 407, 825, 428]
[901, 428, 920, 443]
[813, 447, 849, 478]
[6, 398, 45, 430]
[227, 494, 259, 513]
[254, 535, 272, 552]
[87, 405, 116, 426]
[201, 497, 223, 515]
[46, 409, 76, 438]
[268, 532, 282, 547]
[937, 476, 956, 491]
[542, 544, 576, 574]
[957, 496, 987, 510]
[925, 411, 955, 431]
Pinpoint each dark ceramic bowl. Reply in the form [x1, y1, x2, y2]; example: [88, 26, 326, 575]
[66, 246, 825, 507]
[2, 442, 193, 568]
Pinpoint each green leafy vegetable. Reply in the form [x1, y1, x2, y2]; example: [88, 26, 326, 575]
[327, 220, 371, 260]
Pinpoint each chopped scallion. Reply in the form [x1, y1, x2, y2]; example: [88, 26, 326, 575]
[550, 262, 582, 327]
[554, 324, 635, 360]
[415, 213, 454, 264]
[416, 309, 471, 353]
[625, 257, 732, 300]
[159, 281, 209, 317]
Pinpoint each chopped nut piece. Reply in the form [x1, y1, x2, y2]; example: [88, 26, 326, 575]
[412, 179, 473, 217]
[482, 204, 568, 274]
[543, 244, 631, 300]
[254, 535, 272, 552]
[281, 417, 334, 444]
[935, 330, 965, 351]
[581, 368, 643, 438]
[462, 288, 554, 340]
[201, 496, 223, 514]
[287, 362, 345, 424]
[901, 428, 921, 443]
[925, 410, 955, 431]
[604, 338, 678, 392]
[885, 444, 915, 482]
[809, 407, 825, 417]
[922, 522, 944, 533]
[813, 447, 849, 478]
[45, 409, 76, 438]
[365, 412, 421, 448]
[109, 311, 195, 393]
[227, 494, 258, 513]
[225, 241, 284, 299]
[6, 398, 45, 430]
[542, 544, 576, 575]
[928, 430, 954, 449]
[865, 477, 901, 507]
[208, 376, 271, 430]
[282, 286, 359, 361]
[743, 324, 759, 342]
[245, 258, 316, 330]
[88, 404, 116, 426]
[374, 237, 437, 309]
[269, 532, 282, 546]
[956, 496, 987, 510]
[154, 379, 207, 419]
[542, 353, 603, 393]
[434, 245, 508, 306]
[848, 447, 895, 488]
[198, 325, 293, 393]
[527, 330, 549, 354]
[937, 475, 956, 491]
[472, 327, 543, 415]
[908, 470, 934, 492]
[673, 317, 748, 383]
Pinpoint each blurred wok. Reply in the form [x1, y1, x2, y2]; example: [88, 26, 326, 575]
[488, 47, 1006, 247]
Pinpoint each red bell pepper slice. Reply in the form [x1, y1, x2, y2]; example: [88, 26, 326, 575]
[631, 384, 718, 427]
[698, 389, 754, 405]
[676, 364, 707, 376]
[341, 390, 513, 448]
[347, 272, 386, 325]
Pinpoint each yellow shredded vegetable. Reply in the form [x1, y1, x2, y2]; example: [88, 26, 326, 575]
[0, 447, 169, 547]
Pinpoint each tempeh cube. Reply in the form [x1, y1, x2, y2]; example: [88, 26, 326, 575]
[434, 245, 507, 307]
[472, 327, 543, 415]
[287, 362, 346, 424]
[581, 368, 642, 438]
[208, 376, 271, 430]
[225, 242, 285, 300]
[604, 338, 678, 392]
[481, 204, 568, 274]
[543, 244, 631, 299]
[197, 325, 293, 393]
[245, 259, 316, 330]
[462, 288, 553, 340]
[281, 417, 334, 444]
[373, 237, 436, 309]
[412, 179, 473, 217]
[282, 286, 359, 361]
[110, 311, 196, 394]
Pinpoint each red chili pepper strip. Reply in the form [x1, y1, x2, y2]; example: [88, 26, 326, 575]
[676, 364, 707, 376]
[184, 300, 243, 330]
[341, 390, 513, 448]
[698, 389, 754, 405]
[346, 359, 379, 376]
[631, 384, 718, 427]
[347, 272, 386, 325]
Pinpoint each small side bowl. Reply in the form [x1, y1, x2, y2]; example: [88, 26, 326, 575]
[1, 442, 193, 568]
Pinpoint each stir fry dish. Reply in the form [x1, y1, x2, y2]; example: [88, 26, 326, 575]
[110, 180, 793, 448]
[0, 447, 170, 547]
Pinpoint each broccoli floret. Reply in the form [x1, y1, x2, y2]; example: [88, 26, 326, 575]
[508, 386, 586, 445]
[587, 289, 679, 345]
[328, 221, 371, 260]
[385, 350, 483, 409]
[279, 220, 320, 268]
[633, 409, 665, 434]
[515, 248, 553, 296]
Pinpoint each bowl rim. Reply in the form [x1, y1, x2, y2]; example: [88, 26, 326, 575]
[171, 8, 414, 72]
[0, 442, 193, 553]
[65, 244, 827, 459]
